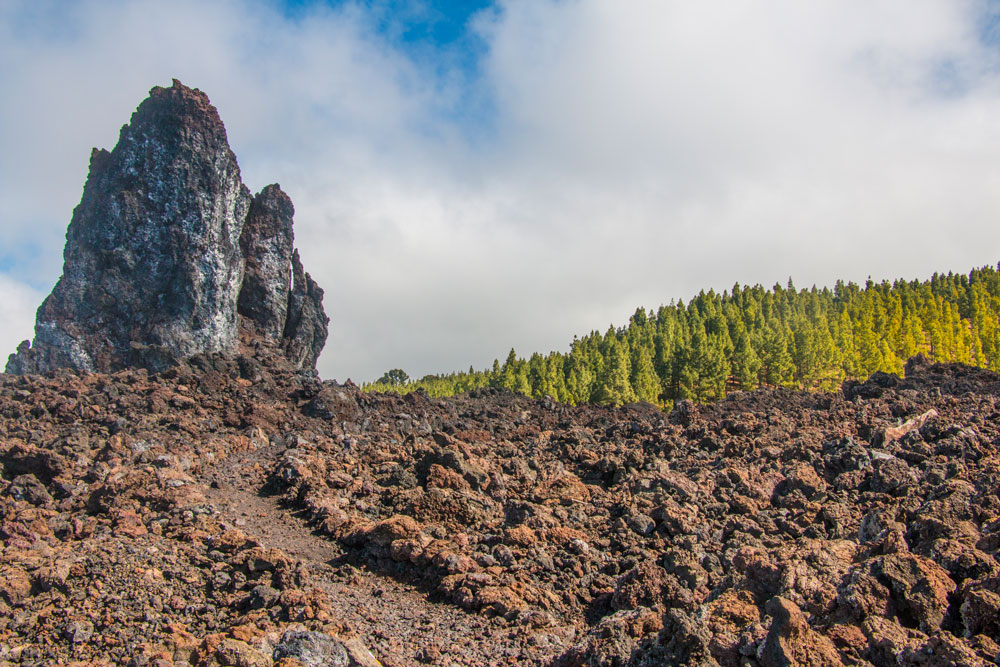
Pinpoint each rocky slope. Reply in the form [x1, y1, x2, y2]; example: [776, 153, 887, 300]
[1, 354, 999, 666]
[6, 80, 328, 376]
[3, 80, 999, 666]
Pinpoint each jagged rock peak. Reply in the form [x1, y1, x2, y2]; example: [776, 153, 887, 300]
[239, 184, 295, 343]
[6, 79, 329, 376]
[238, 184, 328, 372]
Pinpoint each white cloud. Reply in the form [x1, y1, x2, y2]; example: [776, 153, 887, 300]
[2, 0, 1000, 381]
[0, 275, 42, 366]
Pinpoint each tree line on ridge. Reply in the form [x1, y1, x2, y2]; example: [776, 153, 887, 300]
[363, 265, 1000, 407]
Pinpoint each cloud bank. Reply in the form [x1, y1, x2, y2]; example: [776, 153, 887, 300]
[2, 0, 1000, 381]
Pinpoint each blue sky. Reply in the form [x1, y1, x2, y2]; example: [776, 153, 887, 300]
[281, 0, 495, 45]
[280, 0, 497, 108]
[2, 1, 1000, 381]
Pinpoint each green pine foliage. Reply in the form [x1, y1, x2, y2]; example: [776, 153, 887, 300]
[362, 265, 1000, 407]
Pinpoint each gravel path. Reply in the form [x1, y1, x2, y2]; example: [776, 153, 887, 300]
[204, 444, 568, 666]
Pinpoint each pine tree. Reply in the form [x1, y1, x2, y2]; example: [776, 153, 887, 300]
[759, 325, 794, 387]
[594, 336, 637, 406]
[376, 368, 410, 386]
[489, 359, 502, 387]
[544, 354, 569, 402]
[677, 322, 729, 401]
[566, 343, 595, 404]
[499, 348, 530, 394]
[731, 329, 761, 391]
[853, 298, 884, 375]
[527, 352, 546, 398]
[630, 343, 661, 403]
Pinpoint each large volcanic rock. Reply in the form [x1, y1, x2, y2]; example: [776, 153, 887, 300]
[6, 80, 328, 375]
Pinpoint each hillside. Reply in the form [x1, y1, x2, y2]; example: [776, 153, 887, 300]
[366, 267, 1000, 406]
[3, 79, 999, 667]
[3, 352, 1000, 665]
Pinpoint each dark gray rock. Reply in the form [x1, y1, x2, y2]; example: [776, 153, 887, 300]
[63, 620, 94, 644]
[238, 184, 294, 343]
[272, 631, 381, 667]
[273, 630, 349, 666]
[247, 584, 280, 610]
[7, 80, 249, 375]
[7, 79, 329, 375]
[9, 474, 54, 508]
[283, 249, 329, 371]
[627, 513, 656, 536]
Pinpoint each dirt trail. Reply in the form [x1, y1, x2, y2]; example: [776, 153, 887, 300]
[204, 445, 566, 666]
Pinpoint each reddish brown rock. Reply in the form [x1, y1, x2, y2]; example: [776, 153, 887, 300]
[0, 565, 32, 605]
[214, 637, 271, 667]
[611, 561, 670, 612]
[961, 587, 1000, 638]
[703, 590, 760, 666]
[758, 597, 844, 667]
[2, 342, 1000, 665]
[872, 553, 956, 633]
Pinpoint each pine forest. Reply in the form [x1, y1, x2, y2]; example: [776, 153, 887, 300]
[363, 265, 1000, 407]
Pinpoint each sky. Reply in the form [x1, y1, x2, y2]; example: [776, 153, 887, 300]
[2, 0, 1000, 382]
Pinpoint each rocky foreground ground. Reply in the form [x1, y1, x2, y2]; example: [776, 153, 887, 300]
[1, 353, 999, 666]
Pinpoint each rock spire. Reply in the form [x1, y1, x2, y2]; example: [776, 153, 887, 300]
[6, 79, 328, 375]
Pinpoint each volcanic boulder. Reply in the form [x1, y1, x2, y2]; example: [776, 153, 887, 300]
[6, 80, 328, 375]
